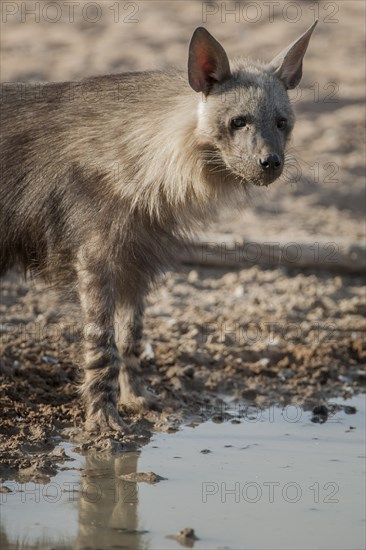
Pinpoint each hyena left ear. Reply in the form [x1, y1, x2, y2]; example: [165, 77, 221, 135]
[268, 20, 318, 90]
[188, 27, 231, 95]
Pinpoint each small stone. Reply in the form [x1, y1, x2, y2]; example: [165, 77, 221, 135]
[234, 285, 244, 298]
[313, 405, 328, 416]
[338, 375, 352, 384]
[42, 355, 58, 365]
[241, 389, 258, 400]
[311, 405, 328, 423]
[182, 365, 194, 378]
[187, 270, 199, 283]
[166, 366, 179, 379]
[177, 527, 198, 540]
[50, 446, 66, 458]
[167, 527, 199, 547]
[118, 471, 166, 484]
[278, 369, 295, 381]
[141, 342, 155, 361]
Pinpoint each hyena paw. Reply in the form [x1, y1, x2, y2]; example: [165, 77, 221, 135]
[119, 386, 160, 413]
[119, 358, 160, 413]
[85, 401, 128, 433]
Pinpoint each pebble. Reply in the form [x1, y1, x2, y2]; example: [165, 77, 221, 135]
[167, 527, 199, 545]
[311, 405, 328, 423]
[42, 355, 59, 365]
[234, 285, 244, 298]
[187, 270, 199, 283]
[141, 342, 155, 361]
[343, 406, 357, 414]
[338, 374, 353, 384]
[182, 365, 194, 378]
[257, 358, 270, 367]
[118, 472, 166, 484]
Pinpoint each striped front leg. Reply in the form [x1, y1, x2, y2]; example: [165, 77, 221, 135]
[77, 252, 126, 432]
[115, 300, 158, 412]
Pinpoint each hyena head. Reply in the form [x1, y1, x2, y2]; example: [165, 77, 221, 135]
[188, 22, 317, 187]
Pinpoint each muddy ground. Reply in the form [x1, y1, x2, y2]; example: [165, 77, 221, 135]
[0, 0, 365, 480]
[1, 264, 365, 480]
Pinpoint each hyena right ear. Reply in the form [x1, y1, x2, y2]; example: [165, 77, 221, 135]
[188, 27, 231, 95]
[268, 20, 318, 90]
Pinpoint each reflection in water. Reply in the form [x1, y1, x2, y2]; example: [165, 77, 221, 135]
[76, 452, 147, 550]
[0, 528, 10, 549]
[1, 395, 365, 550]
[0, 450, 149, 550]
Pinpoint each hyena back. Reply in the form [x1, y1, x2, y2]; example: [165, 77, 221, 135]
[0, 23, 317, 431]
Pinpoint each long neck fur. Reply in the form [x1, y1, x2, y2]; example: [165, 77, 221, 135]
[71, 70, 245, 235]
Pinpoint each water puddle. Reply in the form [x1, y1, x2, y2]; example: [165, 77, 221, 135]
[1, 395, 365, 549]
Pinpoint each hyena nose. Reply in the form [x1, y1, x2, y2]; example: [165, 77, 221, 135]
[259, 154, 282, 171]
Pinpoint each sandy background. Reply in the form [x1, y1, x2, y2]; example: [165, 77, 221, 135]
[0, 0, 365, 477]
[1, 0, 365, 243]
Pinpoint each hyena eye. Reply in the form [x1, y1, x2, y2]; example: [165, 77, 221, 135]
[276, 118, 287, 130]
[231, 117, 247, 129]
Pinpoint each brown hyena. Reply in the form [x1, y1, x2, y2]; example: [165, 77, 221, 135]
[0, 23, 317, 431]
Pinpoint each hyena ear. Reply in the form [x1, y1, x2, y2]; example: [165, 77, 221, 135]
[188, 27, 231, 95]
[268, 20, 318, 90]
